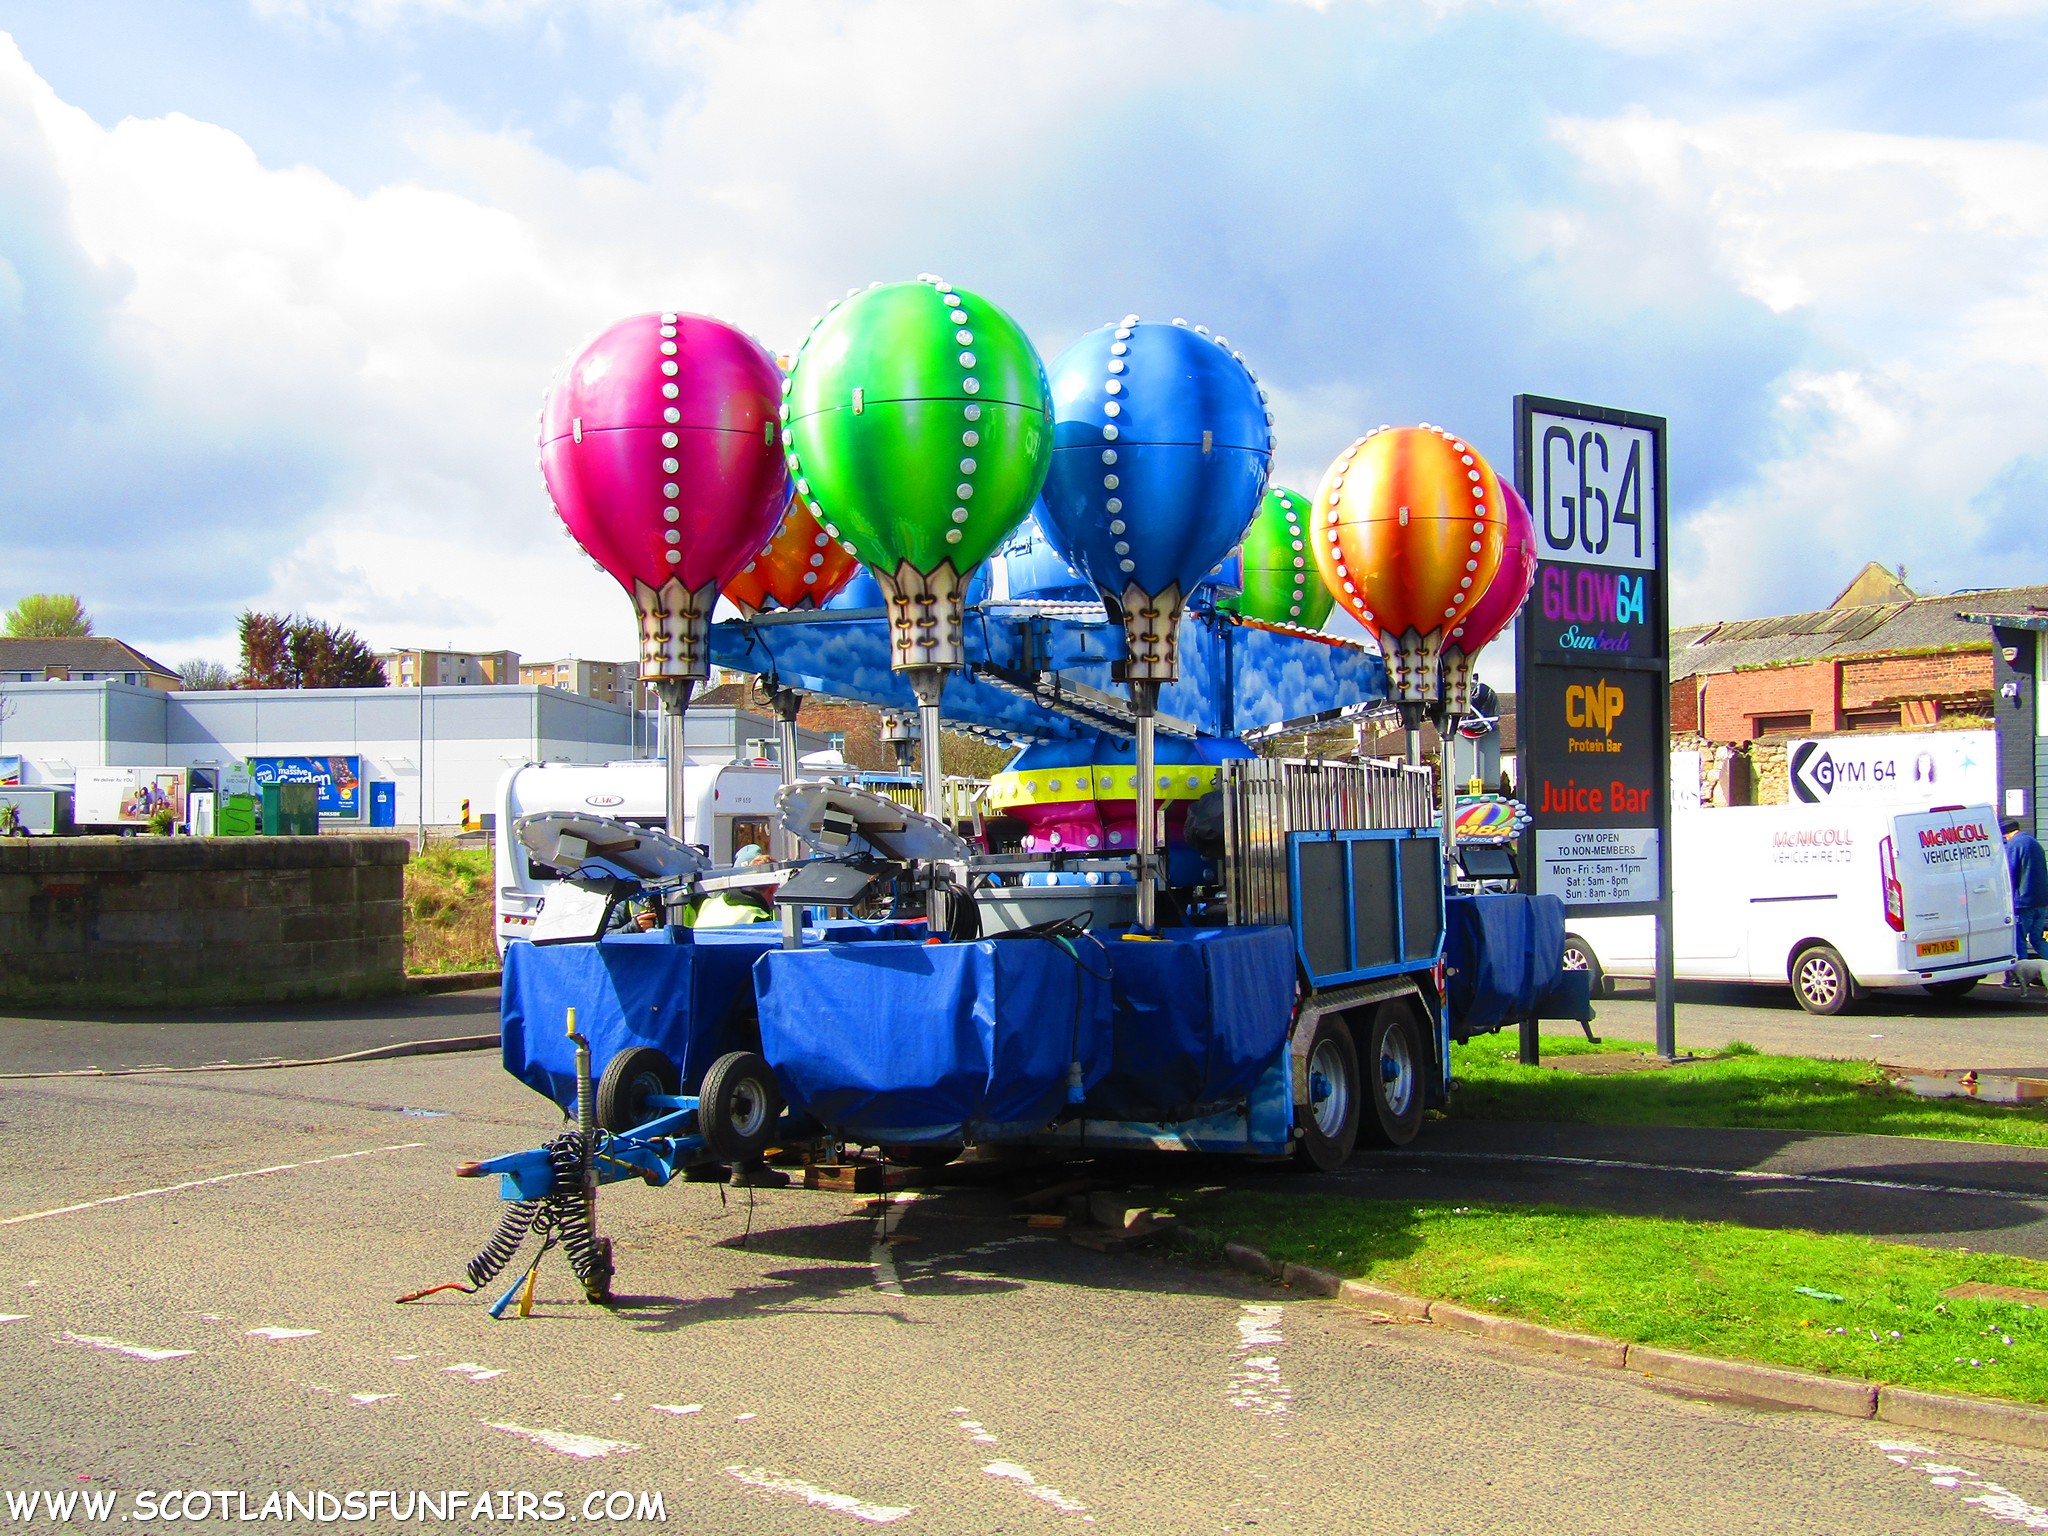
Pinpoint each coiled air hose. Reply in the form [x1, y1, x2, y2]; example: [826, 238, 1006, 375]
[462, 1131, 612, 1304]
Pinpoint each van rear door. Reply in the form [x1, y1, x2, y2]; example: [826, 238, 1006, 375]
[1889, 807, 2011, 971]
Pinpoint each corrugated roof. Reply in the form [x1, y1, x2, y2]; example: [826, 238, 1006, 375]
[1670, 585, 2048, 682]
[0, 636, 178, 679]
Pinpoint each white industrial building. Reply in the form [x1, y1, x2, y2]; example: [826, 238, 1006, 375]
[0, 680, 828, 830]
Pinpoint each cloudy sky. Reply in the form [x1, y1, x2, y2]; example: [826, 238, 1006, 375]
[2, 0, 2045, 683]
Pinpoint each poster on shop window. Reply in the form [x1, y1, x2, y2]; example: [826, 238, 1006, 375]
[1513, 396, 1670, 916]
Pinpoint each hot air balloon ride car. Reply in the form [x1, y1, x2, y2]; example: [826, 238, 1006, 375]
[540, 312, 788, 841]
[1038, 316, 1272, 926]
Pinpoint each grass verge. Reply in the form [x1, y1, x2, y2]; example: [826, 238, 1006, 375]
[1448, 1032, 2048, 1150]
[1172, 1191, 2048, 1406]
[404, 842, 497, 976]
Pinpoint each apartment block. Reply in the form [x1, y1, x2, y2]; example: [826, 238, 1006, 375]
[377, 648, 520, 688]
[518, 657, 638, 705]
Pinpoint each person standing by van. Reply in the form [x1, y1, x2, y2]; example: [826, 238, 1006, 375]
[2005, 819, 2048, 975]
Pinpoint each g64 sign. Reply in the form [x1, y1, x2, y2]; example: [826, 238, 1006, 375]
[1530, 412, 1658, 571]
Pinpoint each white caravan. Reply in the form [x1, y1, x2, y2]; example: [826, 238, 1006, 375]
[494, 760, 783, 950]
[1566, 803, 2016, 1014]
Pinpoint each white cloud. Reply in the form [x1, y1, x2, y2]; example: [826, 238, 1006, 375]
[4, 0, 2046, 692]
[1543, 107, 2048, 620]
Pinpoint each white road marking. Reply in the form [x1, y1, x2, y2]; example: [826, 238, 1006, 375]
[443, 1362, 506, 1382]
[870, 1193, 921, 1296]
[246, 1327, 320, 1342]
[60, 1332, 194, 1362]
[983, 1461, 1093, 1518]
[0, 1145, 425, 1228]
[1237, 1304, 1283, 1349]
[350, 1393, 393, 1405]
[0, 1314, 26, 1323]
[1876, 1440, 2048, 1528]
[650, 1403, 703, 1416]
[481, 1422, 640, 1460]
[726, 1466, 913, 1524]
[956, 1419, 1000, 1445]
[1227, 1304, 1293, 1416]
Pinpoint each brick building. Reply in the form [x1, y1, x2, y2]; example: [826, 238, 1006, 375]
[1669, 566, 2041, 741]
[0, 637, 180, 691]
[1669, 565, 2048, 827]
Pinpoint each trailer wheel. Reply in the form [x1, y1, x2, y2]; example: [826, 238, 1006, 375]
[1561, 936, 1606, 998]
[1294, 1014, 1361, 1171]
[1791, 944, 1856, 1015]
[699, 1051, 785, 1162]
[595, 1047, 679, 1132]
[1358, 1001, 1428, 1149]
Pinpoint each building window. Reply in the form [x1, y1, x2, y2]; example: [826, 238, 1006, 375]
[1844, 707, 1902, 731]
[1752, 711, 1812, 737]
[828, 732, 846, 754]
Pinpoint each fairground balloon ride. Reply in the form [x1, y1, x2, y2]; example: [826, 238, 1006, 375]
[422, 276, 1563, 1316]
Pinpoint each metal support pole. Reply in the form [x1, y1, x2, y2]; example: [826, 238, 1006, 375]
[654, 680, 695, 929]
[769, 685, 804, 863]
[1398, 701, 1426, 768]
[1441, 729, 1459, 890]
[1655, 912, 1678, 1060]
[908, 667, 950, 936]
[1132, 680, 1161, 931]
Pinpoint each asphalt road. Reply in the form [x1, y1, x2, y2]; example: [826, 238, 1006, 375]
[0, 988, 500, 1075]
[1588, 977, 2048, 1073]
[6, 1050, 2048, 1532]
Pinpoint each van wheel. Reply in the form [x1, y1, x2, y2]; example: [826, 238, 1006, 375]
[1358, 1001, 1429, 1150]
[595, 1046, 679, 1131]
[1561, 936, 1606, 997]
[1791, 944, 1856, 1015]
[1294, 1014, 1361, 1171]
[1924, 977, 1980, 1001]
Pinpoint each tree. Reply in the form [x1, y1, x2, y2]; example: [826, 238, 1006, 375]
[4, 593, 92, 637]
[236, 611, 387, 690]
[177, 659, 235, 691]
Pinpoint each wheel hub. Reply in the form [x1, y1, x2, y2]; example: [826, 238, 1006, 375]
[1379, 1027, 1415, 1118]
[1307, 1038, 1351, 1138]
[728, 1082, 767, 1137]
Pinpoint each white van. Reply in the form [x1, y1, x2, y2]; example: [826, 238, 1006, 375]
[493, 759, 784, 950]
[1566, 803, 2015, 1014]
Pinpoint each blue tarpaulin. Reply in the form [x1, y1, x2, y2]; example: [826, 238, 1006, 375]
[1083, 925, 1296, 1123]
[755, 937, 1113, 1144]
[1442, 893, 1569, 1038]
[501, 921, 922, 1112]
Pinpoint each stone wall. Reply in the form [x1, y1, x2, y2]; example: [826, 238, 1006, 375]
[0, 836, 408, 1009]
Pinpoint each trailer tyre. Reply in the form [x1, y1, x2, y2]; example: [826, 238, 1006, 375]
[699, 1051, 785, 1162]
[1791, 944, 1856, 1016]
[1294, 1014, 1362, 1171]
[595, 1047, 679, 1132]
[1358, 1001, 1428, 1149]
[1561, 936, 1606, 998]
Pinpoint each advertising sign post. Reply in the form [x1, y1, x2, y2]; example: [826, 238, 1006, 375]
[1514, 396, 1675, 1058]
[248, 756, 364, 819]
